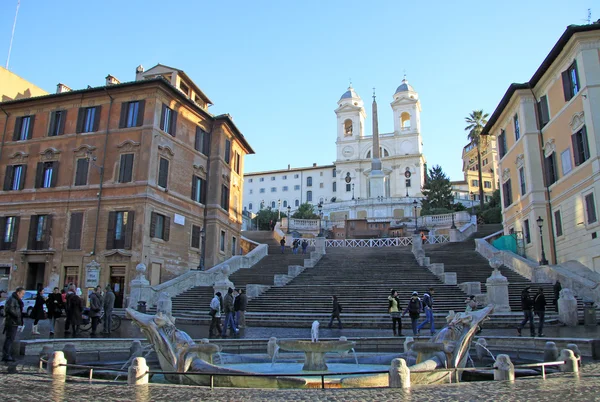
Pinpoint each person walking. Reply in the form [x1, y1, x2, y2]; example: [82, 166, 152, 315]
[31, 287, 46, 335]
[534, 287, 547, 337]
[221, 288, 238, 338]
[209, 292, 222, 337]
[233, 289, 240, 327]
[102, 285, 116, 335]
[388, 289, 403, 336]
[553, 280, 562, 313]
[301, 239, 308, 254]
[64, 285, 75, 334]
[292, 239, 299, 254]
[403, 292, 423, 336]
[2, 287, 25, 362]
[417, 287, 436, 335]
[328, 295, 343, 329]
[517, 286, 535, 337]
[237, 289, 248, 329]
[68, 288, 84, 337]
[89, 286, 103, 336]
[47, 287, 63, 336]
[280, 237, 286, 254]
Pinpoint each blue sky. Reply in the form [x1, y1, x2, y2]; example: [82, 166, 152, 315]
[0, 0, 594, 180]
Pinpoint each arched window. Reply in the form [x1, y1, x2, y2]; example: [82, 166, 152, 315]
[344, 119, 353, 136]
[319, 197, 324, 204]
[295, 199, 300, 207]
[306, 191, 312, 202]
[366, 147, 389, 159]
[401, 112, 411, 129]
[307, 176, 312, 187]
[283, 200, 288, 208]
[271, 201, 276, 208]
[248, 202, 253, 210]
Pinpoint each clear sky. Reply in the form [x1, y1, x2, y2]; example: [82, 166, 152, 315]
[0, 0, 594, 180]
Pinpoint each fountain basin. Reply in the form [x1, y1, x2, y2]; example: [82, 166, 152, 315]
[277, 340, 356, 371]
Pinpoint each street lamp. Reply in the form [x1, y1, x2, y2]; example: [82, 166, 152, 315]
[450, 212, 456, 229]
[318, 202, 323, 237]
[470, 192, 475, 215]
[277, 199, 281, 221]
[352, 183, 355, 200]
[413, 200, 419, 234]
[536, 216, 549, 265]
[197, 226, 206, 270]
[287, 206, 291, 234]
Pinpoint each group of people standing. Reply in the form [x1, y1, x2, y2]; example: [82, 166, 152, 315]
[209, 287, 247, 338]
[279, 237, 309, 254]
[390, 288, 436, 336]
[517, 286, 547, 337]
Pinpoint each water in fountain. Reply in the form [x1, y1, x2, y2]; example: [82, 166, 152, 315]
[351, 348, 359, 367]
[475, 341, 496, 362]
[468, 355, 475, 367]
[270, 345, 280, 368]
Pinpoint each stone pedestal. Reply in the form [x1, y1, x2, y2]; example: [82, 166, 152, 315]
[544, 342, 559, 362]
[558, 289, 578, 326]
[486, 257, 510, 312]
[442, 272, 457, 285]
[130, 340, 143, 358]
[315, 237, 326, 255]
[128, 263, 152, 309]
[449, 228, 460, 243]
[213, 265, 234, 301]
[389, 358, 411, 388]
[47, 351, 67, 381]
[493, 354, 515, 381]
[411, 234, 423, 254]
[128, 357, 149, 385]
[156, 292, 173, 318]
[62, 343, 77, 364]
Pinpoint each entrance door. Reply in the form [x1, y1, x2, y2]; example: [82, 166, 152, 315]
[26, 263, 45, 290]
[110, 266, 126, 308]
[63, 266, 79, 290]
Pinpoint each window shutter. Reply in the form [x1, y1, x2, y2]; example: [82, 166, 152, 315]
[150, 212, 157, 238]
[50, 161, 59, 187]
[0, 217, 5, 248]
[204, 130, 211, 156]
[43, 215, 53, 249]
[158, 158, 169, 188]
[118, 155, 126, 183]
[136, 100, 145, 127]
[48, 112, 57, 136]
[195, 127, 201, 151]
[124, 210, 135, 249]
[170, 110, 178, 137]
[201, 178, 207, 204]
[191, 225, 200, 248]
[561, 70, 571, 101]
[191, 176, 198, 201]
[34, 162, 44, 188]
[160, 104, 167, 131]
[13, 117, 23, 141]
[58, 110, 67, 135]
[572, 134, 581, 166]
[163, 216, 171, 241]
[3, 166, 14, 191]
[10, 216, 19, 250]
[76, 108, 85, 133]
[93, 106, 102, 132]
[75, 158, 89, 186]
[225, 140, 231, 164]
[68, 212, 83, 249]
[106, 211, 116, 249]
[28, 215, 37, 249]
[18, 164, 27, 190]
[540, 96, 550, 126]
[26, 115, 35, 139]
[581, 126, 590, 161]
[119, 102, 128, 128]
[126, 154, 134, 182]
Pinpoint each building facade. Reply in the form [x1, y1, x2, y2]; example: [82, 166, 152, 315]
[0, 64, 253, 305]
[483, 24, 600, 272]
[0, 67, 48, 102]
[461, 136, 499, 203]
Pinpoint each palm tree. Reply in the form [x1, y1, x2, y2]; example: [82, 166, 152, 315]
[465, 110, 489, 212]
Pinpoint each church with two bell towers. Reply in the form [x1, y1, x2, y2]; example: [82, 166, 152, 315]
[243, 78, 428, 222]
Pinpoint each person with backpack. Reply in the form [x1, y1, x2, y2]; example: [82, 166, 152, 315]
[301, 240, 309, 254]
[417, 287, 436, 335]
[328, 295, 342, 329]
[402, 291, 422, 336]
[388, 289, 403, 336]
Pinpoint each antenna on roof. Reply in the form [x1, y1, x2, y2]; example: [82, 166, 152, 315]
[587, 8, 592, 24]
[5, 0, 21, 70]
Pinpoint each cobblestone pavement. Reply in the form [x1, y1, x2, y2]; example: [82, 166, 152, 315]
[0, 365, 598, 402]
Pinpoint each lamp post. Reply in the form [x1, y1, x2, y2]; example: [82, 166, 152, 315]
[352, 184, 355, 200]
[318, 202, 323, 237]
[450, 212, 456, 229]
[287, 206, 291, 234]
[470, 192, 475, 215]
[197, 226, 206, 270]
[413, 200, 419, 234]
[536, 216, 549, 265]
[277, 199, 281, 222]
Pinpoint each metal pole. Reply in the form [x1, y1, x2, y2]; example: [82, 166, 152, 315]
[539, 225, 548, 265]
[199, 228, 206, 270]
[352, 183, 355, 200]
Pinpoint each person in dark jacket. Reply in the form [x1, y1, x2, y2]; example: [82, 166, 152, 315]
[301, 240, 309, 254]
[221, 288, 238, 337]
[534, 287, 547, 337]
[64, 285, 75, 334]
[280, 237, 286, 254]
[328, 295, 343, 329]
[517, 286, 535, 337]
[402, 292, 423, 336]
[68, 288, 84, 336]
[416, 287, 435, 335]
[31, 287, 46, 335]
[89, 286, 104, 336]
[553, 280, 562, 313]
[237, 289, 248, 329]
[47, 287, 63, 336]
[2, 287, 25, 362]
[103, 285, 116, 334]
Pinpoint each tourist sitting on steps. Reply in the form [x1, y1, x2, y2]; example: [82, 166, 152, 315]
[328, 295, 343, 329]
[416, 287, 436, 335]
[388, 289, 403, 336]
[402, 291, 422, 335]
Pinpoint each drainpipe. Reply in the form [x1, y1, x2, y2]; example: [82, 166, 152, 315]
[91, 89, 114, 256]
[528, 85, 558, 264]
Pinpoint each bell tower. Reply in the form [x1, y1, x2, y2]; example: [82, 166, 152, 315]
[391, 77, 423, 154]
[335, 85, 366, 161]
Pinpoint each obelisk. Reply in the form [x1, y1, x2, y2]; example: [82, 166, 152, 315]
[369, 89, 385, 198]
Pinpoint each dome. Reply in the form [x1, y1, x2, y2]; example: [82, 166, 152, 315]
[339, 85, 360, 101]
[395, 78, 415, 94]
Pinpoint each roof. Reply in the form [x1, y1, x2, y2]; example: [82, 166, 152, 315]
[214, 114, 255, 154]
[245, 164, 336, 177]
[146, 64, 213, 106]
[395, 78, 415, 94]
[340, 85, 360, 101]
[482, 23, 600, 135]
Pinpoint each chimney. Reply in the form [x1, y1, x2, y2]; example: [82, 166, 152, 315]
[105, 74, 120, 86]
[288, 164, 291, 170]
[56, 83, 72, 94]
[135, 65, 144, 81]
[313, 163, 317, 167]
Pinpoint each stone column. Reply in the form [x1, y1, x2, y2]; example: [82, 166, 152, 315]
[566, 343, 582, 360]
[558, 289, 578, 326]
[449, 228, 460, 243]
[559, 349, 579, 373]
[493, 354, 515, 381]
[129, 340, 143, 358]
[128, 263, 152, 309]
[485, 257, 510, 312]
[411, 234, 423, 254]
[128, 357, 150, 385]
[544, 342, 559, 362]
[315, 237, 326, 255]
[388, 358, 411, 388]
[213, 265, 235, 298]
[47, 351, 67, 381]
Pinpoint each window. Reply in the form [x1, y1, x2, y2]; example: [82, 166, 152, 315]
[224, 139, 231, 164]
[502, 180, 512, 208]
[191, 175, 207, 204]
[562, 61, 580, 101]
[150, 212, 170, 241]
[67, 212, 83, 250]
[283, 200, 288, 208]
[307, 176, 312, 187]
[294, 174, 299, 179]
[234, 152, 241, 174]
[294, 185, 300, 190]
[158, 158, 169, 188]
[513, 114, 520, 141]
[118, 154, 134, 183]
[0, 216, 19, 251]
[179, 82, 189, 95]
[48, 110, 66, 136]
[319, 183, 324, 188]
[119, 101, 145, 128]
[28, 214, 52, 250]
[248, 178, 253, 183]
[544, 153, 558, 186]
[248, 203, 253, 210]
[74, 158, 89, 186]
[561, 149, 572, 175]
[585, 193, 597, 224]
[35, 161, 59, 188]
[518, 167, 526, 195]
[260, 188, 265, 193]
[271, 187, 276, 193]
[13, 115, 35, 141]
[271, 201, 276, 208]
[249, 189, 253, 195]
[260, 178, 264, 182]
[406, 179, 411, 188]
[332, 168, 337, 178]
[3, 164, 27, 191]
[221, 185, 230, 210]
[498, 130, 507, 158]
[220, 230, 226, 252]
[282, 175, 287, 180]
[471, 180, 479, 187]
[306, 190, 312, 202]
[76, 106, 101, 133]
[482, 158, 489, 166]
[283, 186, 288, 192]
[538, 95, 550, 128]
[320, 172, 323, 177]
[106, 211, 134, 249]
[346, 183, 351, 192]
[572, 126, 590, 166]
[554, 210, 563, 237]
[484, 181, 492, 189]
[232, 237, 237, 256]
[295, 199, 300, 207]
[191, 225, 201, 249]
[524, 219, 531, 244]
[333, 182, 337, 192]
[271, 176, 276, 181]
[160, 104, 177, 136]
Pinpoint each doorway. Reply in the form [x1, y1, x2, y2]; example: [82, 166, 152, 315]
[26, 263, 46, 290]
[110, 266, 126, 308]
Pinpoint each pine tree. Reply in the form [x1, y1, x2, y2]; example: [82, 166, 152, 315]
[421, 165, 454, 213]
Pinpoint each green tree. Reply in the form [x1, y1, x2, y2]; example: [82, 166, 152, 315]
[252, 208, 287, 230]
[292, 203, 319, 219]
[464, 109, 490, 212]
[421, 165, 454, 213]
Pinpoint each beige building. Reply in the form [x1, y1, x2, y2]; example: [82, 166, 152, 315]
[461, 136, 498, 203]
[0, 64, 253, 305]
[482, 23, 600, 272]
[0, 67, 48, 102]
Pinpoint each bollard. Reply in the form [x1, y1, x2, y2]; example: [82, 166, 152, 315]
[47, 351, 67, 381]
[476, 338, 488, 361]
[404, 336, 414, 353]
[559, 349, 579, 373]
[389, 358, 410, 388]
[267, 337, 278, 359]
[63, 343, 77, 365]
[128, 357, 149, 385]
[493, 354, 515, 381]
[129, 340, 143, 358]
[40, 345, 54, 361]
[566, 343, 581, 360]
[543, 342, 559, 362]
